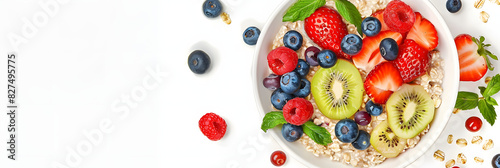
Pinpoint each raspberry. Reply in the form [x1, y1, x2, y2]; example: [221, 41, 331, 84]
[383, 0, 416, 33]
[283, 98, 313, 126]
[267, 47, 298, 75]
[199, 112, 227, 141]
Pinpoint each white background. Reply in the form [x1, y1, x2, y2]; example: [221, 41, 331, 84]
[0, 0, 499, 167]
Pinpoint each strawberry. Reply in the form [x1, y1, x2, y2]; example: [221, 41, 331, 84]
[371, 10, 390, 33]
[352, 31, 403, 73]
[455, 34, 498, 81]
[304, 7, 350, 59]
[406, 12, 439, 51]
[364, 62, 403, 104]
[394, 39, 431, 83]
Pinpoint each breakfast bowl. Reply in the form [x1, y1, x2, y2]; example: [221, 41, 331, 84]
[252, 0, 459, 167]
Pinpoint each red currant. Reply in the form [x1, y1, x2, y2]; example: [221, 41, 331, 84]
[270, 150, 286, 166]
[465, 116, 482, 132]
[452, 166, 460, 168]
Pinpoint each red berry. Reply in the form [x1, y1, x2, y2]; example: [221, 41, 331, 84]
[394, 39, 431, 83]
[364, 62, 403, 104]
[465, 116, 482, 132]
[452, 166, 460, 168]
[267, 47, 298, 75]
[199, 113, 227, 141]
[270, 150, 286, 166]
[383, 0, 416, 33]
[283, 98, 313, 126]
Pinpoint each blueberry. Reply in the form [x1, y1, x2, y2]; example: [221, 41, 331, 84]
[366, 100, 383, 116]
[294, 59, 310, 77]
[446, 0, 462, 13]
[281, 123, 304, 142]
[271, 89, 294, 110]
[293, 78, 311, 98]
[280, 71, 301, 94]
[334, 119, 359, 143]
[352, 130, 370, 150]
[317, 50, 337, 68]
[493, 153, 500, 168]
[361, 17, 382, 37]
[263, 74, 281, 91]
[341, 34, 363, 55]
[380, 38, 399, 61]
[203, 0, 223, 18]
[243, 27, 260, 45]
[188, 50, 211, 74]
[305, 46, 320, 66]
[283, 30, 303, 51]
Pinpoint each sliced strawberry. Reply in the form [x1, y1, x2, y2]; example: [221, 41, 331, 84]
[371, 10, 389, 32]
[364, 62, 403, 104]
[352, 31, 403, 73]
[406, 12, 439, 51]
[455, 34, 497, 81]
[394, 39, 431, 83]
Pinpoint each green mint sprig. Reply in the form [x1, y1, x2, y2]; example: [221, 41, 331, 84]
[455, 74, 500, 125]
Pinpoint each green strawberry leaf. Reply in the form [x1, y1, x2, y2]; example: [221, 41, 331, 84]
[302, 121, 332, 146]
[483, 74, 500, 97]
[478, 99, 497, 125]
[335, 0, 363, 35]
[282, 0, 326, 22]
[261, 111, 287, 132]
[455, 91, 479, 110]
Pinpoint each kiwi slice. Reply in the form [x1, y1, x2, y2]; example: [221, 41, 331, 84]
[370, 120, 407, 158]
[386, 84, 435, 139]
[311, 59, 364, 120]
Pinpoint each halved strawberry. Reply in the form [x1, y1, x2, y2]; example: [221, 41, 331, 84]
[394, 39, 431, 83]
[352, 31, 403, 73]
[455, 34, 498, 81]
[371, 10, 390, 33]
[406, 12, 439, 51]
[364, 62, 403, 104]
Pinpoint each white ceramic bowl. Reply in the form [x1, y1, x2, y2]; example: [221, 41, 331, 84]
[252, 0, 459, 167]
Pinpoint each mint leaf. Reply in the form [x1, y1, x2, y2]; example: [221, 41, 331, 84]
[283, 0, 326, 22]
[486, 96, 498, 106]
[455, 91, 479, 110]
[479, 86, 486, 95]
[483, 74, 500, 97]
[478, 99, 497, 125]
[335, 0, 363, 35]
[261, 111, 287, 132]
[302, 121, 332, 146]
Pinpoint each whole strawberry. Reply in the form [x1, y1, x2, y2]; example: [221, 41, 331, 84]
[305, 7, 349, 59]
[199, 112, 227, 141]
[455, 34, 497, 81]
[394, 39, 431, 83]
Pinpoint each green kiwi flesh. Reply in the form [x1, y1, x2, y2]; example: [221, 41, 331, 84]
[370, 120, 407, 158]
[386, 84, 435, 139]
[311, 59, 364, 120]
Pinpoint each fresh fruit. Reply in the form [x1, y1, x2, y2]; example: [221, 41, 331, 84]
[465, 116, 482, 132]
[386, 84, 435, 139]
[362, 17, 382, 37]
[305, 46, 320, 66]
[283, 30, 303, 51]
[366, 100, 383, 116]
[294, 59, 310, 77]
[354, 111, 371, 126]
[317, 50, 338, 68]
[394, 39, 431, 83]
[283, 98, 314, 126]
[243, 26, 260, 45]
[199, 112, 227, 141]
[263, 74, 281, 91]
[188, 50, 211, 74]
[446, 0, 462, 13]
[455, 34, 497, 81]
[293, 78, 311, 98]
[451, 166, 460, 168]
[280, 71, 301, 94]
[311, 59, 364, 119]
[202, 0, 222, 18]
[493, 153, 500, 168]
[304, 7, 350, 59]
[371, 10, 390, 32]
[270, 151, 286, 166]
[364, 62, 403, 104]
[271, 89, 294, 110]
[352, 31, 403, 73]
[341, 34, 363, 55]
[383, 0, 416, 33]
[352, 130, 370, 150]
[334, 119, 359, 143]
[380, 38, 399, 61]
[370, 120, 407, 158]
[281, 123, 304, 142]
[406, 13, 439, 51]
[267, 46, 299, 75]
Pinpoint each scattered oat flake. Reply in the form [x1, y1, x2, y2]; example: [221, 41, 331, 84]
[434, 150, 445, 162]
[485, 76, 492, 85]
[482, 139, 494, 150]
[490, 0, 500, 5]
[474, 157, 484, 164]
[453, 108, 460, 114]
[472, 135, 483, 144]
[447, 134, 453, 144]
[456, 138, 467, 147]
[221, 12, 231, 25]
[480, 11, 490, 23]
[475, 0, 486, 8]
[445, 159, 455, 168]
[457, 153, 467, 164]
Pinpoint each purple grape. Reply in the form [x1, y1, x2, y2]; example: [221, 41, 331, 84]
[354, 111, 371, 126]
[263, 74, 281, 90]
[305, 46, 320, 66]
